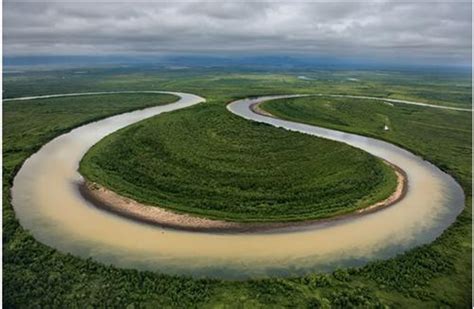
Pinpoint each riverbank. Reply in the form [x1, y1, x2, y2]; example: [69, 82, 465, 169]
[79, 152, 407, 233]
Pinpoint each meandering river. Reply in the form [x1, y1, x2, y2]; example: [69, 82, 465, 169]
[10, 92, 465, 279]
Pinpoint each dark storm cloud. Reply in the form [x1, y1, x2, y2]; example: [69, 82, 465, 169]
[3, 1, 472, 64]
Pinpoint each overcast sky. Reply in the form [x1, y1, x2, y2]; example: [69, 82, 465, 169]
[4, 1, 472, 65]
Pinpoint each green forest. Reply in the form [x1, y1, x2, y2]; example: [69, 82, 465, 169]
[3, 68, 472, 307]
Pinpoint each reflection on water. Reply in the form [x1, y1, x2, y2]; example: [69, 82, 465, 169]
[11, 94, 465, 279]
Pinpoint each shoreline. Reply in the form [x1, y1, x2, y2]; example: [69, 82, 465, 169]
[79, 100, 408, 233]
[79, 165, 406, 233]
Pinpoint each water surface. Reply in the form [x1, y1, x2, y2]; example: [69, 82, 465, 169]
[11, 93, 465, 279]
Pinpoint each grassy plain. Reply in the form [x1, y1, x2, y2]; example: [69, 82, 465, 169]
[4, 67, 471, 108]
[79, 102, 397, 222]
[3, 67, 472, 307]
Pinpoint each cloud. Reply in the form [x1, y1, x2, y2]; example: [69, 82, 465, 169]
[3, 1, 472, 64]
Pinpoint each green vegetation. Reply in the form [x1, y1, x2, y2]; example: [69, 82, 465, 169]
[4, 67, 471, 108]
[3, 68, 472, 307]
[4, 93, 177, 170]
[79, 102, 397, 222]
[261, 96, 472, 188]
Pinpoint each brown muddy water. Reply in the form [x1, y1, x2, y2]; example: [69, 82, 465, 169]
[11, 93, 465, 279]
